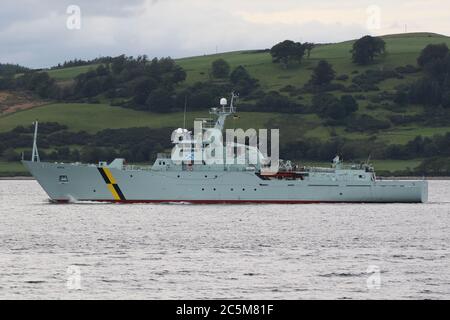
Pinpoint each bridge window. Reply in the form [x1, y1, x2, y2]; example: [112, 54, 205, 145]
[59, 175, 68, 183]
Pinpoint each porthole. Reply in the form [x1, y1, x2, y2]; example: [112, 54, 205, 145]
[213, 188, 216, 191]
[231, 188, 234, 191]
[202, 188, 205, 191]
[242, 188, 245, 191]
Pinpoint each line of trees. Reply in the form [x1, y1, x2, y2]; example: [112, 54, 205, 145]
[0, 63, 30, 76]
[269, 35, 385, 69]
[0, 123, 173, 163]
[51, 57, 114, 69]
[269, 40, 316, 69]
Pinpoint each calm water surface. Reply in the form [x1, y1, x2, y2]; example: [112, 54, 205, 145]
[0, 180, 449, 299]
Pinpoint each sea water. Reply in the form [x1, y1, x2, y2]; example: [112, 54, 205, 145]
[0, 180, 448, 299]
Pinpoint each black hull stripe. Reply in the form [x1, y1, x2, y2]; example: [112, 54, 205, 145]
[112, 184, 126, 201]
[97, 168, 111, 184]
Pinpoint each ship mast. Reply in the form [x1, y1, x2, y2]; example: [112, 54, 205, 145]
[210, 92, 238, 132]
[31, 120, 40, 162]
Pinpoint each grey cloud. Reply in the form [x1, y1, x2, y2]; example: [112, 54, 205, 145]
[0, 0, 447, 68]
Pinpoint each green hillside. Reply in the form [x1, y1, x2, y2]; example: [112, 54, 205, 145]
[36, 33, 450, 89]
[177, 33, 450, 91]
[1, 32, 450, 176]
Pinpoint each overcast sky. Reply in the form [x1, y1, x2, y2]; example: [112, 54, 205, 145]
[1, 0, 449, 68]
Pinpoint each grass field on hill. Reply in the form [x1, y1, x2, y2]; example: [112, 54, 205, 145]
[33, 33, 450, 94]
[35, 33, 450, 91]
[0, 103, 284, 133]
[177, 33, 450, 91]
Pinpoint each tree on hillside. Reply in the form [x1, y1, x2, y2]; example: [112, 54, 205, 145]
[270, 40, 306, 68]
[304, 42, 315, 59]
[340, 95, 358, 114]
[211, 59, 230, 79]
[423, 53, 450, 84]
[351, 35, 386, 65]
[255, 91, 300, 113]
[310, 60, 336, 86]
[417, 43, 449, 67]
[408, 77, 443, 106]
[96, 64, 110, 76]
[16, 71, 60, 99]
[0, 63, 30, 76]
[230, 66, 250, 84]
[313, 93, 358, 120]
[406, 44, 450, 108]
[133, 77, 158, 106]
[145, 88, 174, 113]
[230, 65, 258, 94]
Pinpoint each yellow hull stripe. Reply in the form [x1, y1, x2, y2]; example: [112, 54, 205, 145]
[103, 168, 117, 184]
[107, 184, 121, 201]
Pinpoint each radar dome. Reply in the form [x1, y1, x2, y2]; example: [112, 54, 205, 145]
[220, 98, 227, 106]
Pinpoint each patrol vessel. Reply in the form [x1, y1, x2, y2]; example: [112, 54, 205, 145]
[23, 94, 427, 203]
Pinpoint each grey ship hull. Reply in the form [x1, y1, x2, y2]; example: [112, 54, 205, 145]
[23, 161, 428, 204]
